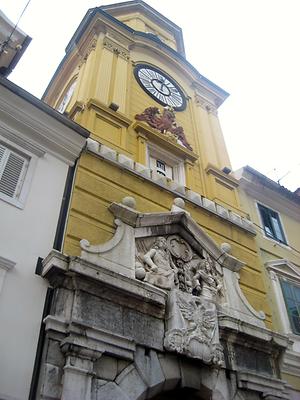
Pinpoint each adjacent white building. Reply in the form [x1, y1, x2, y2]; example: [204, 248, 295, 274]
[0, 76, 88, 400]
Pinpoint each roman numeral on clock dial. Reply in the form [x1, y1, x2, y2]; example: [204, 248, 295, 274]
[135, 65, 186, 111]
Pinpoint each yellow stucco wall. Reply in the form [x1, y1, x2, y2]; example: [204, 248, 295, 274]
[44, 7, 272, 328]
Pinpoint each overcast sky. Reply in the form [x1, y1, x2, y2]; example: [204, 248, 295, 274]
[2, 0, 299, 191]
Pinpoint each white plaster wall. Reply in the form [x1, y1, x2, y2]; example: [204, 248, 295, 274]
[0, 152, 69, 400]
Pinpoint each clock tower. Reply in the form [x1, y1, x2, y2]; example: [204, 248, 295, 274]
[37, 2, 290, 399]
[44, 1, 242, 253]
[44, 0, 270, 331]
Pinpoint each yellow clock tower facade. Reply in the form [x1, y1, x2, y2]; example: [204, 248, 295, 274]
[44, 1, 266, 319]
[38, 2, 291, 399]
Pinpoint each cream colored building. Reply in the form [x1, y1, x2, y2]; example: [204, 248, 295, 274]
[236, 166, 300, 400]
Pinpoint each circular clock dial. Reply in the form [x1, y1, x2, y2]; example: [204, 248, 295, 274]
[134, 64, 186, 111]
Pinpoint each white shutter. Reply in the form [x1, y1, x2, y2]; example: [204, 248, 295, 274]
[0, 144, 29, 199]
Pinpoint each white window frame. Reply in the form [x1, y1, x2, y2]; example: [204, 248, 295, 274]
[266, 260, 300, 338]
[0, 137, 37, 209]
[147, 142, 185, 186]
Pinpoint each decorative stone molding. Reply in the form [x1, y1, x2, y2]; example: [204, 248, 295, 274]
[83, 35, 98, 61]
[103, 36, 130, 60]
[194, 93, 218, 115]
[80, 219, 135, 278]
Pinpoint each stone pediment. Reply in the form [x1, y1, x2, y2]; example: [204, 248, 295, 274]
[265, 259, 300, 280]
[106, 197, 245, 274]
[80, 197, 267, 344]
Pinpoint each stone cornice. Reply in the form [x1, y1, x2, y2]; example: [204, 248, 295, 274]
[206, 164, 239, 188]
[43, 8, 228, 109]
[103, 36, 130, 60]
[108, 201, 245, 272]
[85, 138, 256, 235]
[87, 99, 132, 127]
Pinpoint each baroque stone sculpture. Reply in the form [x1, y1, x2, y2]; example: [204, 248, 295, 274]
[135, 106, 193, 151]
[164, 290, 223, 365]
[136, 234, 222, 299]
[136, 234, 224, 365]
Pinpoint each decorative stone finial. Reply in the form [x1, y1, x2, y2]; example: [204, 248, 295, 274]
[221, 242, 231, 254]
[171, 197, 190, 215]
[121, 196, 136, 209]
[173, 197, 185, 209]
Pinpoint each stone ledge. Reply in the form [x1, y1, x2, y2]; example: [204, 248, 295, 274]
[86, 138, 256, 235]
[42, 250, 167, 312]
[237, 371, 290, 399]
[219, 314, 290, 347]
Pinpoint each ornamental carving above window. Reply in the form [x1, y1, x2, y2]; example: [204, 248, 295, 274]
[135, 106, 193, 151]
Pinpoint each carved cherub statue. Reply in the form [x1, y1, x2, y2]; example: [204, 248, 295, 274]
[143, 236, 178, 290]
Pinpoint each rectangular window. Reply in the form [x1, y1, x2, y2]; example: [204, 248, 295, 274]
[150, 156, 173, 179]
[257, 203, 287, 244]
[280, 279, 300, 335]
[0, 143, 29, 203]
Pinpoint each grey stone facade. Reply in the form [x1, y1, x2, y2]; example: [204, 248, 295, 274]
[37, 198, 291, 400]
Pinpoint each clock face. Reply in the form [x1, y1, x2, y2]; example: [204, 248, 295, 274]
[134, 64, 186, 111]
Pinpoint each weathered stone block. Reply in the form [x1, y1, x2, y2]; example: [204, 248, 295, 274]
[94, 355, 118, 381]
[216, 204, 229, 219]
[87, 138, 100, 153]
[169, 181, 186, 194]
[46, 339, 65, 368]
[99, 144, 117, 160]
[186, 190, 202, 205]
[134, 347, 165, 398]
[202, 197, 216, 212]
[93, 381, 130, 400]
[158, 353, 181, 392]
[40, 363, 62, 399]
[118, 154, 134, 169]
[180, 360, 202, 390]
[135, 162, 151, 178]
[123, 308, 164, 350]
[73, 291, 123, 334]
[116, 364, 147, 400]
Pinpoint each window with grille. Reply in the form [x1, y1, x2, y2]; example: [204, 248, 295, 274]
[147, 143, 185, 185]
[0, 143, 29, 202]
[257, 203, 287, 244]
[280, 279, 300, 335]
[150, 157, 173, 179]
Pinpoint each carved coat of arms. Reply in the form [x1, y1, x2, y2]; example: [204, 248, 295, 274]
[135, 234, 224, 366]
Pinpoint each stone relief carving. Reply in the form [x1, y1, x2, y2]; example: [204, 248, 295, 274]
[136, 234, 222, 299]
[164, 290, 224, 365]
[136, 234, 224, 365]
[135, 106, 193, 151]
[142, 236, 178, 290]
